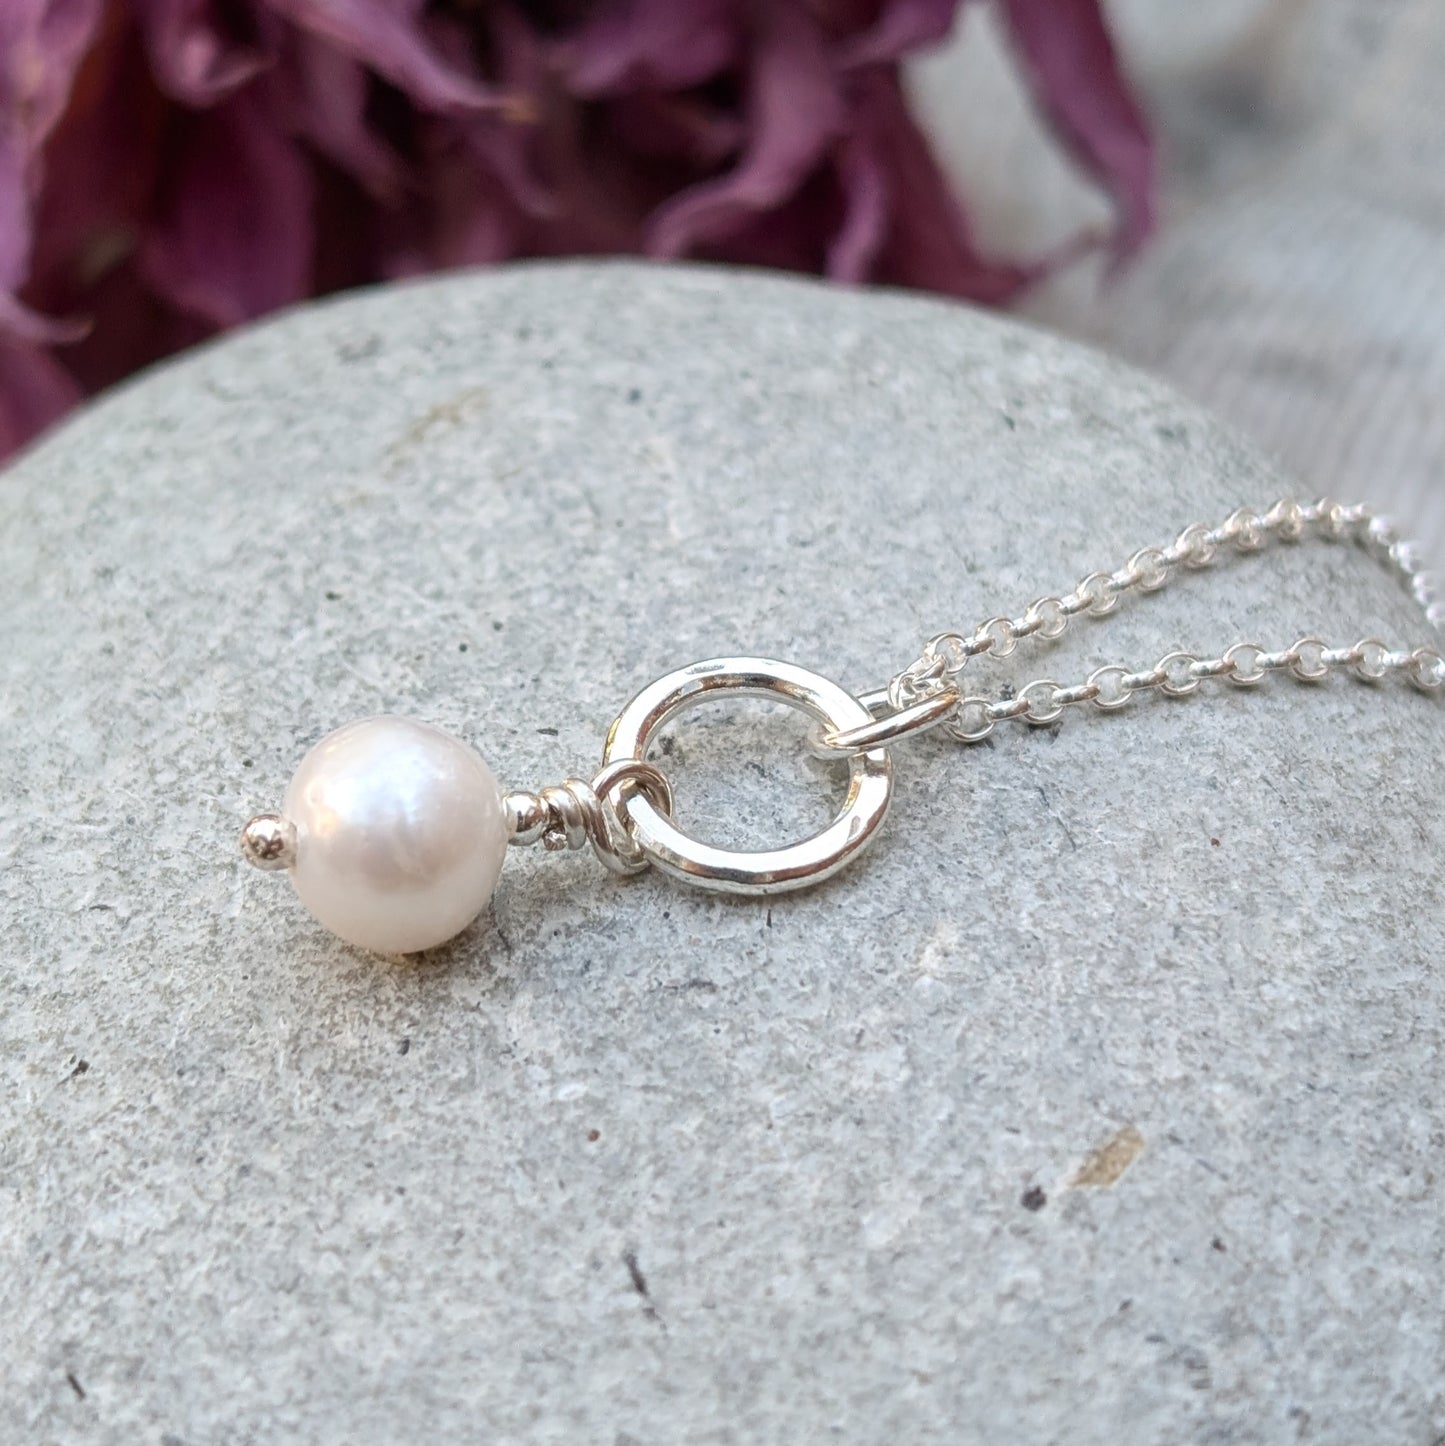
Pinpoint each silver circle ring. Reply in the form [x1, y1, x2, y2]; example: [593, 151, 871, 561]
[603, 657, 894, 896]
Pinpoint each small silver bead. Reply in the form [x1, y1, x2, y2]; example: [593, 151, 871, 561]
[241, 813, 298, 871]
[503, 790, 552, 846]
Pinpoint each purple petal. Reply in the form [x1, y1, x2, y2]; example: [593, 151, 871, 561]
[681, 180, 833, 274]
[0, 138, 35, 297]
[0, 335, 81, 458]
[134, 0, 273, 106]
[393, 137, 523, 273]
[449, 4, 554, 220]
[607, 90, 745, 168]
[0, 0, 102, 144]
[837, 0, 967, 70]
[20, 19, 162, 319]
[370, 9, 549, 271]
[516, 99, 655, 258]
[647, 6, 843, 259]
[267, 0, 512, 116]
[555, 0, 737, 97]
[271, 33, 403, 199]
[826, 129, 889, 284]
[0, 0, 104, 291]
[853, 70, 1037, 303]
[0, 289, 89, 344]
[139, 91, 312, 327]
[46, 260, 207, 395]
[1000, 0, 1155, 262]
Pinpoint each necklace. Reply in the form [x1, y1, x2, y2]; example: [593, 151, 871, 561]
[240, 497, 1442, 956]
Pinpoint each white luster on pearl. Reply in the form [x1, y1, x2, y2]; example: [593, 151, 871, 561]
[283, 716, 507, 954]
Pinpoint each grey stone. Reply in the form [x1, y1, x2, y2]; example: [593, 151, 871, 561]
[1, 261, 1441, 1444]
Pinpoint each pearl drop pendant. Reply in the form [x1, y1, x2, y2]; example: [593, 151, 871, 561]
[241, 656, 901, 956]
[244, 716, 507, 955]
[237, 497, 1445, 960]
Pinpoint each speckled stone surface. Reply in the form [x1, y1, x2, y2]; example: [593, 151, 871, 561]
[1, 262, 1442, 1444]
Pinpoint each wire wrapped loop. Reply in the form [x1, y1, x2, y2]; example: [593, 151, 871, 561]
[506, 761, 674, 876]
[582, 761, 675, 875]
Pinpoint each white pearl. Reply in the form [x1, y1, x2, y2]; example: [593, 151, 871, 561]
[283, 716, 507, 954]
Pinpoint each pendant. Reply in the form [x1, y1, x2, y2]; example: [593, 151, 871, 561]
[241, 658, 895, 954]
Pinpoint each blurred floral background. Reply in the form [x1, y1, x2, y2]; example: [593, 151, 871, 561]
[3, 0, 1442, 563]
[0, 0, 1151, 457]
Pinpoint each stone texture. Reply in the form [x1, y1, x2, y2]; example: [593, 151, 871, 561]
[1, 261, 1441, 1444]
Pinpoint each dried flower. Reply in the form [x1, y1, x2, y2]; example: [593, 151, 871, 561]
[0, 0, 1153, 457]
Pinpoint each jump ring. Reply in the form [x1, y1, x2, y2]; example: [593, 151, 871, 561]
[603, 657, 894, 895]
[812, 685, 962, 757]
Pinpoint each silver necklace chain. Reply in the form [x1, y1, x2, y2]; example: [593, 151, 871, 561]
[814, 498, 1444, 756]
[243, 496, 1444, 927]
[501, 496, 1443, 885]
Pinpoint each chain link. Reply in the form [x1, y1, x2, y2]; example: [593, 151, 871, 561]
[818, 498, 1443, 755]
[928, 637, 1445, 745]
